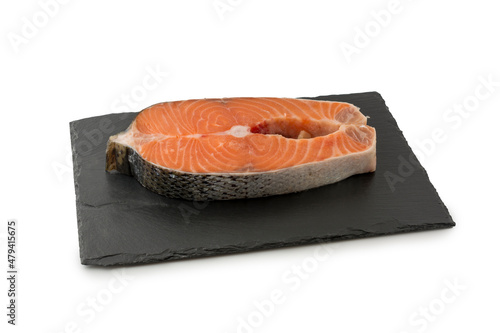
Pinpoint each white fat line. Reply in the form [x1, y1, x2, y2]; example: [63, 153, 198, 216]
[114, 125, 252, 146]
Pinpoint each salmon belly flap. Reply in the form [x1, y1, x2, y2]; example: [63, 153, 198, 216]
[106, 98, 376, 200]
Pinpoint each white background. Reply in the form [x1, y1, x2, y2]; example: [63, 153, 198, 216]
[1, 0, 499, 332]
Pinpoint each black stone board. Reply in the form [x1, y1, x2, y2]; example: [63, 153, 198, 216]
[70, 92, 455, 266]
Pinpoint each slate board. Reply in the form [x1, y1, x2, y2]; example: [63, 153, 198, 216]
[70, 92, 455, 266]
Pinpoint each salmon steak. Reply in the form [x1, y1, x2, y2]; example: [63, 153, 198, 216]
[105, 98, 376, 200]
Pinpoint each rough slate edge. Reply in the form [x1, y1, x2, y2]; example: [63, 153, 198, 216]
[70, 91, 455, 267]
[87, 225, 453, 267]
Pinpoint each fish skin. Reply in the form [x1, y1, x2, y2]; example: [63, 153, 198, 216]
[105, 98, 377, 200]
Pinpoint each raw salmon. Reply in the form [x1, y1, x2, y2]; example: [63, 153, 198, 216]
[106, 98, 376, 200]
